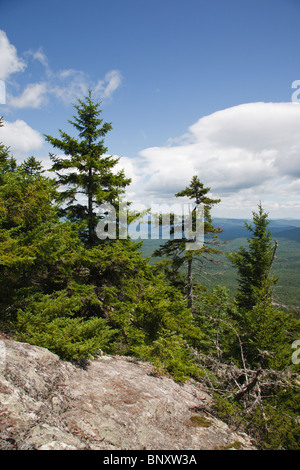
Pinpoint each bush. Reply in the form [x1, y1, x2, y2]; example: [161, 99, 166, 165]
[133, 329, 203, 382]
[15, 291, 115, 361]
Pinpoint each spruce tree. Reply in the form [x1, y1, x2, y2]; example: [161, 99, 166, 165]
[20, 156, 43, 176]
[0, 157, 62, 311]
[228, 203, 278, 312]
[0, 117, 17, 179]
[227, 204, 300, 372]
[45, 91, 131, 245]
[0, 154, 115, 359]
[154, 176, 222, 309]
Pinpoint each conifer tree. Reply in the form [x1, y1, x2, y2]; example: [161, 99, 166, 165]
[0, 157, 60, 308]
[228, 203, 278, 312]
[154, 176, 222, 309]
[0, 117, 16, 179]
[0, 153, 115, 359]
[45, 91, 131, 245]
[20, 156, 43, 176]
[226, 204, 300, 371]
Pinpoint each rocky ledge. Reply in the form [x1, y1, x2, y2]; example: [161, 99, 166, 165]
[0, 338, 256, 450]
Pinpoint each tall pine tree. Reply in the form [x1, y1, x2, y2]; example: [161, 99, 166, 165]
[45, 91, 131, 245]
[154, 176, 222, 309]
[228, 203, 278, 312]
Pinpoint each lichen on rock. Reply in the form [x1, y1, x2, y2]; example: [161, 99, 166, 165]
[0, 339, 256, 450]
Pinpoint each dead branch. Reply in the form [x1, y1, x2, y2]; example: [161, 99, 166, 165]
[206, 315, 249, 385]
[234, 368, 262, 401]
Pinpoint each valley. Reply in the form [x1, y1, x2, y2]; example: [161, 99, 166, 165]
[139, 218, 300, 311]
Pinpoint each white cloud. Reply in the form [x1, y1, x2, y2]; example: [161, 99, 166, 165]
[130, 102, 300, 218]
[0, 31, 122, 108]
[94, 70, 123, 100]
[7, 65, 122, 108]
[51, 68, 122, 104]
[51, 69, 89, 105]
[9, 82, 48, 108]
[0, 30, 26, 81]
[30, 47, 49, 68]
[0, 80, 5, 104]
[0, 119, 44, 156]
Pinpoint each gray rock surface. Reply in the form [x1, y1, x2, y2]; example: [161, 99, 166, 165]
[0, 338, 256, 450]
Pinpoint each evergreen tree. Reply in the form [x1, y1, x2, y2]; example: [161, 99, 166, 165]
[154, 176, 222, 309]
[20, 156, 43, 176]
[0, 155, 116, 359]
[228, 203, 278, 312]
[0, 157, 64, 314]
[225, 204, 300, 370]
[0, 149, 203, 371]
[44, 91, 131, 245]
[0, 117, 17, 180]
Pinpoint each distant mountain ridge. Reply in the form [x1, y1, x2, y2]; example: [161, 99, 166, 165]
[140, 217, 300, 307]
[213, 218, 300, 242]
[272, 227, 300, 242]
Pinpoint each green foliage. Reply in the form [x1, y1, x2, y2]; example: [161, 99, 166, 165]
[44, 91, 131, 245]
[76, 240, 205, 373]
[0, 109, 299, 450]
[228, 203, 278, 311]
[0, 117, 17, 180]
[0, 147, 117, 361]
[213, 385, 300, 450]
[132, 329, 203, 382]
[15, 291, 115, 361]
[153, 176, 222, 309]
[250, 398, 300, 450]
[193, 285, 240, 357]
[224, 205, 300, 370]
[212, 395, 244, 429]
[241, 285, 300, 369]
[0, 161, 63, 314]
[0, 156, 202, 369]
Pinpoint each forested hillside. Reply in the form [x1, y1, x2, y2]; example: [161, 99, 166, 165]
[141, 219, 300, 309]
[0, 96, 299, 450]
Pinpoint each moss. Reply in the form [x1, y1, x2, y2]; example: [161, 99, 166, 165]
[189, 415, 212, 428]
[215, 441, 243, 450]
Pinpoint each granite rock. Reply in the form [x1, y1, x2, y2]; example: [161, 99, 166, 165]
[0, 338, 256, 450]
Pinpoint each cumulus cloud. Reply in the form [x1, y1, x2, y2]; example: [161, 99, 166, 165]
[0, 80, 5, 104]
[52, 69, 123, 104]
[94, 70, 123, 100]
[0, 119, 44, 156]
[30, 47, 49, 69]
[8, 65, 123, 108]
[0, 30, 26, 81]
[51, 69, 90, 105]
[1, 30, 122, 108]
[9, 82, 48, 108]
[131, 102, 300, 217]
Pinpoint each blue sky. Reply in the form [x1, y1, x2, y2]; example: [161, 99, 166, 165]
[1, 0, 300, 218]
